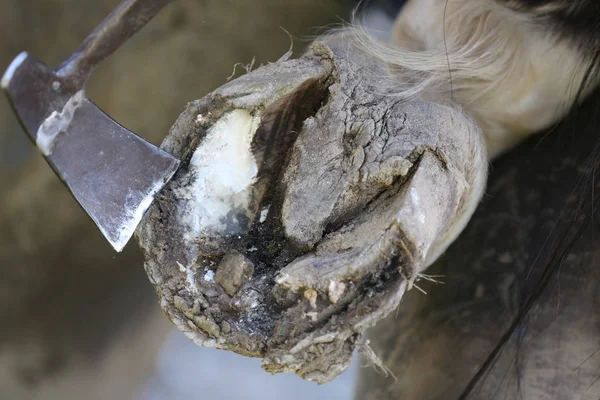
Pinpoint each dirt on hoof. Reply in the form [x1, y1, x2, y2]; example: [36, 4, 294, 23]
[136, 33, 487, 383]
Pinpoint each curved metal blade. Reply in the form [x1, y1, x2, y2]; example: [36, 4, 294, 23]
[2, 52, 179, 251]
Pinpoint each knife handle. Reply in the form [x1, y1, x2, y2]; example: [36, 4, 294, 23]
[56, 0, 174, 92]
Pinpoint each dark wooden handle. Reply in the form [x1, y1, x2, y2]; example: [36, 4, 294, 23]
[56, 0, 174, 92]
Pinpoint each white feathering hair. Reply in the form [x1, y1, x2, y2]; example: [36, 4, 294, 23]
[347, 0, 596, 157]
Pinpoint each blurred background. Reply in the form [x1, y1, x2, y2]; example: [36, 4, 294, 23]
[0, 0, 402, 399]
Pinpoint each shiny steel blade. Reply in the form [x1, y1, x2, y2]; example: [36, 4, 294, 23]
[2, 52, 179, 251]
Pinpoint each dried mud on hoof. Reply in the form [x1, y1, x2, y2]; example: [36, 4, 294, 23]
[136, 33, 487, 383]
